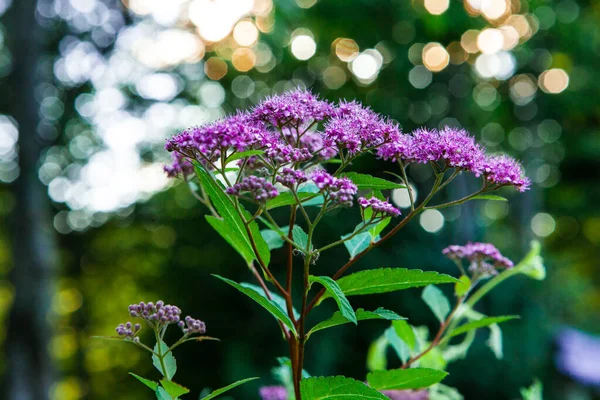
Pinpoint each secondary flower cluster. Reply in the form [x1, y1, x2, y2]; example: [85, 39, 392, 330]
[119, 300, 207, 336]
[311, 170, 357, 206]
[358, 196, 401, 218]
[165, 89, 530, 204]
[443, 242, 513, 277]
[258, 386, 427, 400]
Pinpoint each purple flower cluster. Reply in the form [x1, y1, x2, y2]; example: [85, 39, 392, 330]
[443, 242, 513, 276]
[252, 89, 334, 127]
[276, 167, 307, 188]
[311, 170, 357, 206]
[259, 386, 288, 400]
[128, 300, 182, 324]
[116, 321, 141, 338]
[164, 152, 194, 178]
[178, 316, 206, 334]
[165, 89, 530, 194]
[226, 176, 279, 202]
[358, 196, 401, 217]
[481, 155, 530, 192]
[324, 101, 401, 155]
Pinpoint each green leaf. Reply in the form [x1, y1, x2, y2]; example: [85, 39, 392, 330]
[470, 194, 508, 201]
[327, 268, 459, 298]
[516, 241, 546, 280]
[160, 379, 190, 398]
[266, 191, 318, 210]
[487, 323, 504, 359]
[129, 373, 158, 391]
[240, 282, 300, 319]
[195, 164, 271, 266]
[300, 376, 389, 400]
[260, 229, 285, 250]
[429, 384, 464, 400]
[422, 285, 451, 323]
[454, 275, 471, 297]
[155, 387, 172, 400]
[520, 379, 543, 400]
[448, 316, 519, 338]
[226, 149, 265, 164]
[385, 326, 411, 364]
[309, 276, 356, 324]
[342, 172, 406, 190]
[342, 231, 371, 258]
[213, 275, 297, 335]
[367, 368, 448, 390]
[367, 335, 388, 372]
[200, 377, 260, 400]
[293, 225, 312, 251]
[152, 340, 177, 380]
[369, 217, 390, 239]
[307, 308, 404, 338]
[393, 320, 417, 350]
[206, 216, 255, 264]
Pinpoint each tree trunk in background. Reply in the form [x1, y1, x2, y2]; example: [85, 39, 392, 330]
[4, 0, 57, 399]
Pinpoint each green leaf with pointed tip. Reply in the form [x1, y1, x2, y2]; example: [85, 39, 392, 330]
[449, 316, 519, 338]
[422, 285, 451, 323]
[201, 377, 260, 400]
[369, 217, 390, 239]
[260, 229, 285, 250]
[307, 308, 404, 338]
[300, 376, 389, 400]
[226, 149, 265, 164]
[470, 194, 508, 201]
[240, 282, 300, 319]
[129, 373, 158, 391]
[309, 276, 356, 324]
[160, 379, 189, 398]
[385, 326, 411, 364]
[367, 368, 448, 390]
[266, 191, 318, 210]
[520, 379, 543, 400]
[213, 275, 297, 335]
[152, 340, 177, 380]
[454, 275, 471, 297]
[324, 268, 458, 299]
[392, 320, 417, 350]
[342, 231, 371, 258]
[341, 172, 406, 190]
[195, 164, 270, 266]
[293, 226, 312, 251]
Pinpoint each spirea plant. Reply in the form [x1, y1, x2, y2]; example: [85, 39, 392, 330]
[103, 89, 546, 399]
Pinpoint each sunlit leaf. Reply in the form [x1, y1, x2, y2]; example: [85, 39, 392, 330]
[469, 194, 508, 202]
[129, 373, 158, 391]
[160, 379, 189, 398]
[422, 285, 451, 323]
[342, 172, 406, 190]
[152, 340, 177, 380]
[226, 149, 265, 164]
[200, 377, 260, 400]
[309, 276, 356, 324]
[448, 316, 519, 338]
[300, 376, 389, 400]
[307, 308, 404, 338]
[342, 231, 371, 258]
[367, 368, 448, 390]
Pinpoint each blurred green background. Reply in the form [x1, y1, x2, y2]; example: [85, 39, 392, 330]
[0, 0, 598, 399]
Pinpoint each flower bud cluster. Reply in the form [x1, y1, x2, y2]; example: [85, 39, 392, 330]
[311, 170, 357, 206]
[226, 176, 279, 202]
[443, 242, 513, 277]
[178, 316, 207, 334]
[358, 197, 401, 218]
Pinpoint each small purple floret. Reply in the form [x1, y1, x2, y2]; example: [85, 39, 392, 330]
[443, 242, 513, 276]
[226, 176, 279, 202]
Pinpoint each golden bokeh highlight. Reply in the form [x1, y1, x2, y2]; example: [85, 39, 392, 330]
[322, 66, 347, 89]
[510, 74, 538, 101]
[500, 25, 520, 50]
[204, 57, 228, 80]
[295, 0, 318, 8]
[334, 38, 359, 62]
[232, 48, 257, 71]
[505, 14, 532, 40]
[539, 68, 569, 94]
[481, 0, 510, 20]
[447, 41, 468, 65]
[461, 30, 480, 54]
[424, 0, 450, 15]
[291, 35, 317, 60]
[477, 28, 504, 54]
[233, 20, 259, 47]
[422, 42, 450, 72]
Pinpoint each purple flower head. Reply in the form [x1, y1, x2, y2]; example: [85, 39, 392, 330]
[116, 321, 141, 338]
[310, 170, 357, 206]
[128, 300, 182, 325]
[276, 167, 308, 188]
[358, 196, 401, 217]
[410, 128, 443, 163]
[164, 152, 194, 178]
[253, 89, 334, 127]
[481, 154, 531, 192]
[437, 127, 486, 175]
[377, 134, 415, 162]
[380, 390, 429, 400]
[324, 101, 401, 154]
[259, 386, 288, 400]
[165, 112, 263, 168]
[180, 316, 207, 335]
[443, 242, 513, 277]
[226, 176, 279, 202]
